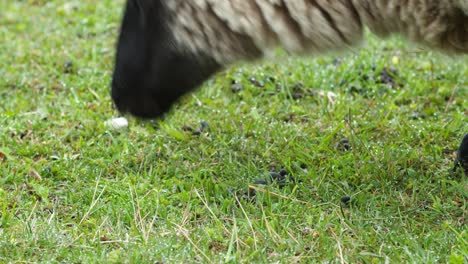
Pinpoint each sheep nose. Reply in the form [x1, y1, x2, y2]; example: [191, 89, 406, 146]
[111, 83, 164, 119]
[114, 95, 165, 119]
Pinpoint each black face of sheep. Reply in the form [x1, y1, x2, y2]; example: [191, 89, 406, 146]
[111, 0, 221, 118]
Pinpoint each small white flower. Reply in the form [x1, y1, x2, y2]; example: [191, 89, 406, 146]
[105, 117, 128, 130]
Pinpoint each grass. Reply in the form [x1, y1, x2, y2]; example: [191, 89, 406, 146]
[0, 0, 467, 263]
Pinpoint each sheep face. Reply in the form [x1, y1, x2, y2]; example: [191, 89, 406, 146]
[112, 0, 220, 118]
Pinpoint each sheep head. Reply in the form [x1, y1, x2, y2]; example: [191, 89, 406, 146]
[111, 0, 221, 118]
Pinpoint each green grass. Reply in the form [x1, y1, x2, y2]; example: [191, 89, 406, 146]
[0, 0, 467, 263]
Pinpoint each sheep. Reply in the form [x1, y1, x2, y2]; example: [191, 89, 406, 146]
[110, 0, 468, 174]
[111, 0, 468, 118]
[454, 134, 468, 174]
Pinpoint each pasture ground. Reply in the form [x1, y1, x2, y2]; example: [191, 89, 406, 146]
[0, 0, 467, 262]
